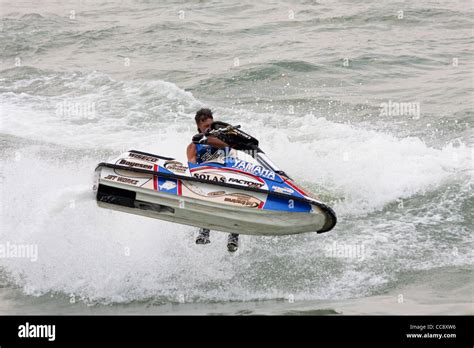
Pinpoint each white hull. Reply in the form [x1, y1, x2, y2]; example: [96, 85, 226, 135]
[96, 181, 328, 236]
[94, 150, 336, 235]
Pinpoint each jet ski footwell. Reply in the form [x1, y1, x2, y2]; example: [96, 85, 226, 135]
[94, 150, 336, 236]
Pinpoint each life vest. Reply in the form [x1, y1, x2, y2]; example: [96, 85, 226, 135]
[195, 143, 227, 164]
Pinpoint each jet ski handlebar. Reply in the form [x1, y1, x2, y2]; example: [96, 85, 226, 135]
[192, 124, 242, 144]
[207, 124, 241, 136]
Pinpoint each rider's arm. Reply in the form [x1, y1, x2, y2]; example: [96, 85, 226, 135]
[192, 133, 229, 149]
[187, 143, 197, 163]
[205, 136, 229, 149]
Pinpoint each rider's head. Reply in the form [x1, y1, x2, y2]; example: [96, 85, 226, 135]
[195, 108, 213, 133]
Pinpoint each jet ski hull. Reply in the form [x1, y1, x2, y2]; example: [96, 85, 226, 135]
[94, 150, 336, 235]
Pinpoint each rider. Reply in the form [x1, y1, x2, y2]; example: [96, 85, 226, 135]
[186, 108, 240, 252]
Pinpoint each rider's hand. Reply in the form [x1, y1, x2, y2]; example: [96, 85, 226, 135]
[192, 133, 205, 144]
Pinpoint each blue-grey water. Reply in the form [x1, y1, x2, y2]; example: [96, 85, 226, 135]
[0, 0, 472, 314]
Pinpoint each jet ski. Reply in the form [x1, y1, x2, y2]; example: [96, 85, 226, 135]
[93, 122, 336, 236]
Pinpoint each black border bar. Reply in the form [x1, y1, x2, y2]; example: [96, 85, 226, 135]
[0, 315, 471, 346]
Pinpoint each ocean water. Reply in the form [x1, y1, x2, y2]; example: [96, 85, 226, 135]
[0, 0, 472, 314]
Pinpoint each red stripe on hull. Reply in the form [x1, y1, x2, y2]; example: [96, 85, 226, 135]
[284, 179, 307, 196]
[153, 164, 158, 190]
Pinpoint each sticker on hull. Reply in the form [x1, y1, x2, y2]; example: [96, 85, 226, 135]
[181, 181, 264, 209]
[190, 167, 267, 190]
